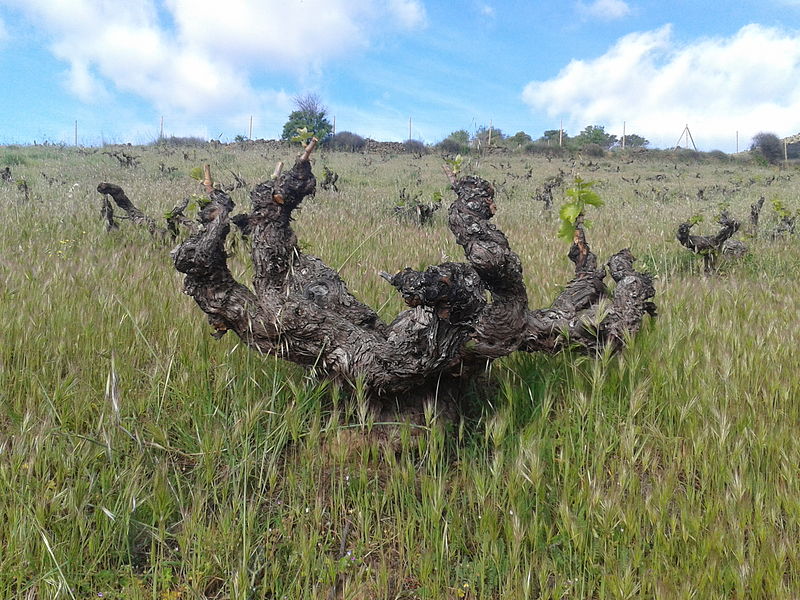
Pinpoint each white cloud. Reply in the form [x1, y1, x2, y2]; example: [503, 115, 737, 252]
[478, 3, 495, 18]
[522, 24, 800, 150]
[63, 60, 110, 102]
[0, 16, 8, 45]
[387, 0, 428, 29]
[165, 0, 377, 71]
[2, 0, 425, 129]
[578, 0, 631, 21]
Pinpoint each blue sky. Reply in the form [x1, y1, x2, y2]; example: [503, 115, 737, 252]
[1, 0, 799, 151]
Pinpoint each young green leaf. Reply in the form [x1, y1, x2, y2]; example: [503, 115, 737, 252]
[559, 203, 582, 224]
[583, 194, 604, 208]
[771, 198, 791, 219]
[558, 219, 576, 242]
[557, 176, 603, 243]
[445, 154, 464, 175]
[688, 214, 704, 226]
[291, 127, 314, 145]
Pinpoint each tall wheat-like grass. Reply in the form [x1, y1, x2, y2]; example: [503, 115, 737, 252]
[1, 144, 799, 598]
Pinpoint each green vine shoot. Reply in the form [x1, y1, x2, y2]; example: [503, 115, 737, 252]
[291, 127, 315, 146]
[444, 154, 464, 176]
[771, 198, 794, 220]
[558, 176, 604, 243]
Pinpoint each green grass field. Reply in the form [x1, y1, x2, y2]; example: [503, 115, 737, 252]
[1, 142, 799, 599]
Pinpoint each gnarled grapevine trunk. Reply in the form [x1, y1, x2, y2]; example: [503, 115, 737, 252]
[677, 212, 744, 272]
[97, 182, 199, 240]
[172, 143, 656, 416]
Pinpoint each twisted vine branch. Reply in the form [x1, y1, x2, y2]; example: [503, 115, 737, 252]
[172, 143, 656, 412]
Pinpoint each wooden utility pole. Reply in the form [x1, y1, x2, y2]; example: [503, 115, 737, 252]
[622, 121, 626, 149]
[408, 117, 412, 141]
[488, 119, 493, 147]
[160, 116, 164, 140]
[249, 115, 253, 140]
[559, 119, 563, 147]
[74, 120, 78, 146]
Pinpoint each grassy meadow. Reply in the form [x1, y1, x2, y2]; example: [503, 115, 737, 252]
[1, 141, 800, 599]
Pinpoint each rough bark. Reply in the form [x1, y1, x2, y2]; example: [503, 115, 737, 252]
[165, 197, 199, 239]
[749, 196, 765, 237]
[103, 150, 139, 168]
[172, 142, 656, 415]
[97, 181, 221, 240]
[677, 212, 742, 272]
[97, 182, 163, 236]
[320, 166, 339, 192]
[772, 213, 796, 239]
[393, 201, 441, 226]
[100, 195, 119, 231]
[533, 170, 565, 211]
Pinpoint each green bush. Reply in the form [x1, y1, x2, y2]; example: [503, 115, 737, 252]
[580, 143, 605, 157]
[706, 150, 730, 162]
[436, 130, 471, 155]
[328, 131, 366, 152]
[403, 139, 427, 154]
[523, 142, 566, 158]
[437, 137, 469, 155]
[750, 132, 783, 165]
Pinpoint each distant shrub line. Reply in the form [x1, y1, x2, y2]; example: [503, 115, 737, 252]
[125, 127, 797, 165]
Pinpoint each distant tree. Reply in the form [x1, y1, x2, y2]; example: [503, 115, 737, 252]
[293, 93, 325, 115]
[437, 130, 471, 154]
[506, 131, 533, 148]
[281, 93, 333, 142]
[750, 132, 783, 164]
[575, 125, 617, 149]
[537, 129, 567, 146]
[622, 133, 649, 148]
[473, 126, 505, 149]
[449, 130, 470, 145]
